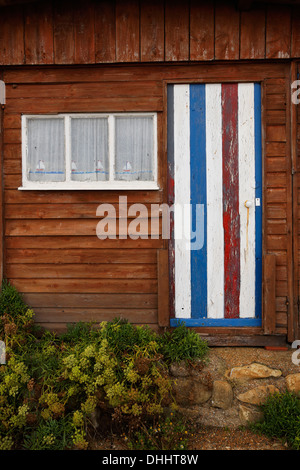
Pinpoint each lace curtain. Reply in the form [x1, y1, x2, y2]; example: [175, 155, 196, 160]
[71, 118, 109, 182]
[27, 118, 65, 182]
[26, 115, 154, 183]
[115, 116, 154, 181]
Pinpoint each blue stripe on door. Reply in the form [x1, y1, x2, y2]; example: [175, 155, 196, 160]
[190, 84, 207, 319]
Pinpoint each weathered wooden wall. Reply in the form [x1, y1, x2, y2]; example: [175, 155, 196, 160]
[1, 62, 292, 339]
[1, 0, 300, 66]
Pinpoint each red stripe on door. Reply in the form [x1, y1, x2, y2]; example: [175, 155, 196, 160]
[222, 84, 240, 318]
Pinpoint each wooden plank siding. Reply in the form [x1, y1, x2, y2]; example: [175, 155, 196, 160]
[0, 61, 292, 339]
[1, 0, 300, 66]
[264, 73, 294, 338]
[2, 67, 165, 330]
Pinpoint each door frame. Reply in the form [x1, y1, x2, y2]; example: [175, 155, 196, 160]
[160, 63, 293, 345]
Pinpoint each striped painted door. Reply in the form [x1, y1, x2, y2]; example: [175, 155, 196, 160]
[168, 83, 262, 327]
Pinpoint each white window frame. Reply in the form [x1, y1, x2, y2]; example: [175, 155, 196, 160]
[20, 113, 158, 190]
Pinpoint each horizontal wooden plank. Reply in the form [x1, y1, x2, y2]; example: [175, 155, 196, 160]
[266, 94, 286, 110]
[4, 203, 162, 219]
[5, 236, 164, 249]
[266, 110, 286, 125]
[266, 142, 287, 157]
[3, 160, 21, 175]
[6, 81, 163, 99]
[266, 172, 287, 187]
[3, 144, 21, 160]
[5, 189, 163, 204]
[4, 174, 21, 188]
[266, 125, 286, 142]
[6, 263, 157, 279]
[266, 157, 287, 172]
[265, 78, 286, 94]
[9, 278, 157, 293]
[23, 292, 157, 308]
[266, 205, 287, 219]
[266, 235, 288, 250]
[267, 220, 287, 235]
[266, 188, 287, 203]
[5, 96, 163, 113]
[3, 129, 21, 145]
[5, 219, 161, 236]
[6, 248, 157, 264]
[33, 308, 157, 323]
[3, 114, 21, 129]
[3, 63, 289, 85]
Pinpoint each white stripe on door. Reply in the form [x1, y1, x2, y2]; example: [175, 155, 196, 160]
[206, 84, 224, 319]
[238, 83, 256, 318]
[174, 85, 191, 318]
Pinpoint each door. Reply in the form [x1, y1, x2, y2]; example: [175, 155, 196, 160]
[167, 83, 262, 327]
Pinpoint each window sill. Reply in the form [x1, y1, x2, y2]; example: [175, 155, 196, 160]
[18, 182, 160, 191]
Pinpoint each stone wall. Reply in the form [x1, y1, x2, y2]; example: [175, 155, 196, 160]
[170, 347, 300, 428]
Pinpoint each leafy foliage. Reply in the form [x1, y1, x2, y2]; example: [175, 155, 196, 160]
[0, 282, 209, 450]
[159, 321, 209, 364]
[251, 391, 300, 450]
[126, 412, 193, 450]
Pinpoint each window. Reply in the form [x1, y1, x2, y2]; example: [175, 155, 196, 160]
[20, 113, 158, 190]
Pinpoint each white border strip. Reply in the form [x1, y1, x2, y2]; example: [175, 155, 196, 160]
[238, 83, 256, 318]
[206, 84, 224, 319]
[174, 85, 191, 319]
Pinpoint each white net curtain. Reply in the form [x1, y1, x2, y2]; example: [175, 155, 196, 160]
[115, 116, 154, 181]
[71, 117, 109, 182]
[27, 118, 65, 182]
[26, 114, 154, 183]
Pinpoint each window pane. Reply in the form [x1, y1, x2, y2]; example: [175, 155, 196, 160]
[27, 118, 65, 182]
[71, 118, 109, 181]
[115, 116, 154, 181]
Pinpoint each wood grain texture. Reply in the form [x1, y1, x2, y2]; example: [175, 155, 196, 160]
[263, 254, 276, 334]
[0, 1, 300, 65]
[165, 0, 189, 61]
[140, 0, 164, 62]
[240, 7, 266, 59]
[291, 6, 300, 57]
[266, 4, 291, 59]
[73, 0, 95, 64]
[190, 0, 214, 61]
[23, 292, 157, 308]
[215, 1, 240, 60]
[53, 0, 75, 64]
[157, 249, 169, 327]
[24, 1, 54, 64]
[95, 0, 116, 63]
[0, 5, 25, 65]
[116, 0, 140, 62]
